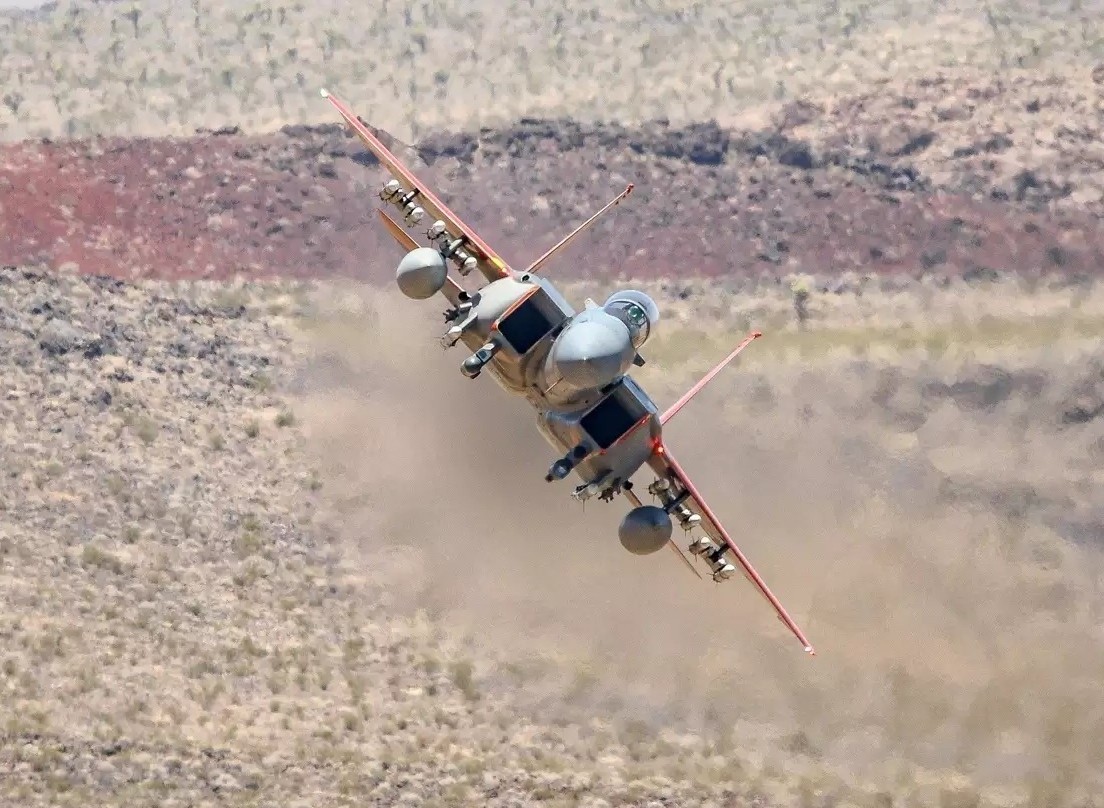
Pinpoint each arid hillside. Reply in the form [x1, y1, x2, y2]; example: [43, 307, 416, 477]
[1, 0, 1102, 142]
[3, 266, 1104, 806]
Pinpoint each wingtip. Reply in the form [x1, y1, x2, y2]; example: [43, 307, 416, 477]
[752, 331, 763, 338]
[319, 87, 330, 98]
[805, 645, 816, 656]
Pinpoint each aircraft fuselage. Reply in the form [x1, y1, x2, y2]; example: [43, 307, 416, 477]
[440, 272, 663, 501]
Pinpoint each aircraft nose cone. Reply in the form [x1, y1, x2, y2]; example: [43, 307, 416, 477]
[552, 319, 631, 389]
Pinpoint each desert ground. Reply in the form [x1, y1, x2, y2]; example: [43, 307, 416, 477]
[2, 1, 1104, 806]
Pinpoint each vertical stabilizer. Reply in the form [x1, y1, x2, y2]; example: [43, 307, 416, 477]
[660, 331, 761, 425]
[524, 184, 634, 276]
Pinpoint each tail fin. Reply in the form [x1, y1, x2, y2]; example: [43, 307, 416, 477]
[524, 184, 633, 276]
[660, 331, 761, 425]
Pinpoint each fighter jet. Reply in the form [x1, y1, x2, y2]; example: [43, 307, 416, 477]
[321, 89, 815, 655]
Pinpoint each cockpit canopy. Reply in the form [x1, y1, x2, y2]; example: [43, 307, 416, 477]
[602, 290, 660, 349]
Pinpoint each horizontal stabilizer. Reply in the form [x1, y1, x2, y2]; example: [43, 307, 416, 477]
[377, 207, 419, 251]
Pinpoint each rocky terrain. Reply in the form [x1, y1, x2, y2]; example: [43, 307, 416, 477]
[3, 66, 1104, 285]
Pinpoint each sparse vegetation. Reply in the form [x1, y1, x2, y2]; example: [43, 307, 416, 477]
[248, 372, 272, 393]
[132, 416, 159, 445]
[80, 543, 124, 574]
[449, 659, 479, 701]
[0, 0, 1101, 142]
[791, 275, 812, 327]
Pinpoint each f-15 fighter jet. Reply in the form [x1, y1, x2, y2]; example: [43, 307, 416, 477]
[321, 88, 814, 655]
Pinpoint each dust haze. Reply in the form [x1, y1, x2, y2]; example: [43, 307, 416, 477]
[290, 279, 1104, 800]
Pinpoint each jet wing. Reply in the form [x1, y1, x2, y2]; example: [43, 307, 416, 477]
[647, 443, 816, 655]
[321, 88, 512, 284]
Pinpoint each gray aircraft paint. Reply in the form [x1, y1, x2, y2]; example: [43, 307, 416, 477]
[547, 308, 636, 390]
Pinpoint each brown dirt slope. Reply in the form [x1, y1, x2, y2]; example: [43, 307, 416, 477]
[2, 70, 1102, 284]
